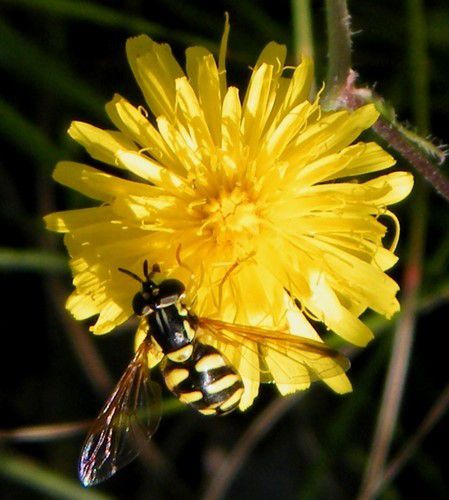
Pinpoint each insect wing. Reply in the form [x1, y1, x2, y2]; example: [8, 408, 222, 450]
[79, 342, 162, 486]
[197, 318, 350, 385]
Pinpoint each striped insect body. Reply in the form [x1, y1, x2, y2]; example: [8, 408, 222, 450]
[162, 341, 244, 416]
[78, 261, 349, 486]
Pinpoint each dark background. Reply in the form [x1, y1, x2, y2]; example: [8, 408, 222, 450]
[0, 1, 448, 499]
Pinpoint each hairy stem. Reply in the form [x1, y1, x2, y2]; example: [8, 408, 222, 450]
[324, 0, 352, 102]
[373, 119, 449, 200]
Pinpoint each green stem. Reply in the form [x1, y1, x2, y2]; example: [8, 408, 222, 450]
[0, 452, 112, 500]
[324, 0, 352, 100]
[291, 0, 315, 60]
[0, 248, 68, 273]
[371, 118, 449, 201]
[291, 0, 316, 94]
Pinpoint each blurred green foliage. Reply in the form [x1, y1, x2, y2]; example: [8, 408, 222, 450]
[0, 1, 448, 499]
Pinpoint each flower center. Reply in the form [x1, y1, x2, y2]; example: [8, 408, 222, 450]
[201, 187, 261, 255]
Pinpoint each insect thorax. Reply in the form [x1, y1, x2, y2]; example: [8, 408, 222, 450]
[162, 342, 244, 416]
[147, 303, 196, 362]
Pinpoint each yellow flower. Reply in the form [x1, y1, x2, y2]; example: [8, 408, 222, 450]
[45, 21, 413, 409]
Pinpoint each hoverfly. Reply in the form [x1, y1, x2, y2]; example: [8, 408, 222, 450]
[79, 261, 349, 486]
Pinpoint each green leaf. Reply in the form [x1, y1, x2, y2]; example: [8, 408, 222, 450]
[0, 451, 113, 500]
[0, 248, 68, 273]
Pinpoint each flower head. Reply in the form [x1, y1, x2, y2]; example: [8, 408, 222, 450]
[45, 22, 413, 409]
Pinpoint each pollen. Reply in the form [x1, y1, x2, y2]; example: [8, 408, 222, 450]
[200, 186, 261, 251]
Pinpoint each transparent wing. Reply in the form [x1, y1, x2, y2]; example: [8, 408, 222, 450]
[135, 319, 164, 368]
[79, 341, 162, 486]
[197, 318, 350, 385]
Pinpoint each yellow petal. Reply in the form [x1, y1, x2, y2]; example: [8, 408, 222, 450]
[308, 237, 400, 317]
[362, 172, 414, 205]
[321, 142, 396, 180]
[52, 161, 157, 201]
[237, 342, 260, 411]
[280, 57, 314, 113]
[66, 290, 98, 320]
[323, 374, 353, 394]
[156, 116, 203, 172]
[374, 247, 398, 270]
[287, 151, 353, 189]
[68, 122, 138, 166]
[175, 77, 214, 151]
[305, 272, 374, 346]
[90, 300, 130, 335]
[263, 324, 350, 395]
[218, 13, 230, 97]
[111, 193, 187, 223]
[44, 206, 114, 233]
[196, 54, 222, 144]
[306, 172, 414, 210]
[265, 347, 311, 395]
[105, 94, 184, 174]
[221, 86, 242, 159]
[257, 241, 311, 300]
[186, 46, 212, 94]
[263, 101, 313, 161]
[115, 151, 188, 190]
[284, 104, 379, 166]
[126, 35, 184, 120]
[293, 214, 386, 237]
[254, 41, 287, 77]
[286, 304, 321, 340]
[242, 63, 274, 154]
[63, 219, 148, 257]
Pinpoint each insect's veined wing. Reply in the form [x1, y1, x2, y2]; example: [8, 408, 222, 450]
[79, 340, 162, 487]
[196, 318, 350, 386]
[135, 319, 164, 368]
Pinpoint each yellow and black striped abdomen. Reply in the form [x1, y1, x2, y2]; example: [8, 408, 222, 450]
[162, 342, 244, 416]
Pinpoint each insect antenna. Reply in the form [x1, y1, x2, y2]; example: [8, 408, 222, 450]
[143, 259, 149, 280]
[118, 261, 161, 284]
[118, 267, 144, 284]
[143, 260, 161, 282]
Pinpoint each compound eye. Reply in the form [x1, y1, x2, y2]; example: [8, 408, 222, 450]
[132, 293, 153, 316]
